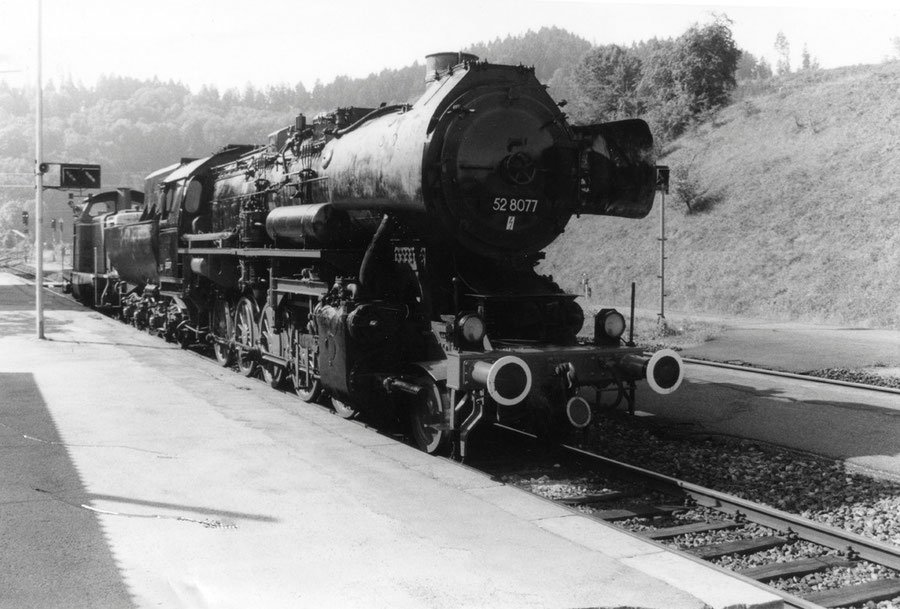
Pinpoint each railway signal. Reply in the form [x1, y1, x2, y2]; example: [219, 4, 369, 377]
[59, 163, 101, 189]
[38, 162, 102, 190]
[656, 165, 670, 194]
[656, 165, 669, 325]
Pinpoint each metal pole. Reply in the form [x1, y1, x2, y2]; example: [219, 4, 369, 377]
[658, 190, 666, 324]
[34, 0, 44, 339]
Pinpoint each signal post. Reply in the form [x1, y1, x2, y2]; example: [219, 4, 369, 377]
[655, 166, 670, 326]
[33, 0, 101, 338]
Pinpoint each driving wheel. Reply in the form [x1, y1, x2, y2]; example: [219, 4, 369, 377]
[408, 378, 450, 454]
[258, 304, 286, 387]
[211, 299, 233, 366]
[234, 297, 259, 377]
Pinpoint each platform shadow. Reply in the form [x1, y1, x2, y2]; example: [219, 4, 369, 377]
[83, 493, 278, 524]
[0, 372, 276, 608]
[0, 372, 138, 608]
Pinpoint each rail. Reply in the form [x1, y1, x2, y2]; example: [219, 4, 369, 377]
[684, 357, 900, 396]
[560, 442, 900, 571]
[482, 424, 900, 609]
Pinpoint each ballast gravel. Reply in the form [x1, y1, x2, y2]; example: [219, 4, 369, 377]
[806, 368, 900, 390]
[514, 415, 900, 608]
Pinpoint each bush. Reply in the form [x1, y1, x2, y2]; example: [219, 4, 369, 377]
[672, 164, 718, 213]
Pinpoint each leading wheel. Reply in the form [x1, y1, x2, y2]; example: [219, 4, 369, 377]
[258, 304, 285, 388]
[211, 299, 233, 366]
[408, 378, 450, 454]
[330, 396, 358, 419]
[176, 320, 193, 350]
[292, 364, 322, 403]
[234, 297, 259, 377]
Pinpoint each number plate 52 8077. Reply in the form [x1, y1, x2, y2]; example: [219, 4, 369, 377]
[492, 197, 538, 213]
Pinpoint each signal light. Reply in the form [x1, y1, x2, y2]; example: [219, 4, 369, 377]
[457, 313, 485, 346]
[594, 308, 626, 345]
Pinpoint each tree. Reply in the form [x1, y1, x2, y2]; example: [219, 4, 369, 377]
[756, 57, 774, 80]
[672, 17, 741, 113]
[570, 44, 643, 123]
[636, 17, 740, 141]
[196, 85, 221, 107]
[736, 50, 773, 80]
[800, 44, 820, 71]
[736, 51, 760, 80]
[466, 26, 592, 86]
[775, 31, 791, 75]
[635, 38, 685, 137]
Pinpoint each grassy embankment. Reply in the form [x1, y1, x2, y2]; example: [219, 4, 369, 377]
[542, 61, 900, 330]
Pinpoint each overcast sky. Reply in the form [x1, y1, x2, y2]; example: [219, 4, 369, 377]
[1, 0, 898, 91]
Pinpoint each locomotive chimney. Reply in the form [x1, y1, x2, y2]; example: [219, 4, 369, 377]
[425, 52, 479, 83]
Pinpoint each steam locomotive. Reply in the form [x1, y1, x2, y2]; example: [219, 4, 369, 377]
[68, 52, 683, 457]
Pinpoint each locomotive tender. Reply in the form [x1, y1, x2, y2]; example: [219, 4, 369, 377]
[69, 52, 683, 456]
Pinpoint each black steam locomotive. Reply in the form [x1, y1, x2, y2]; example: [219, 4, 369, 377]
[69, 53, 683, 457]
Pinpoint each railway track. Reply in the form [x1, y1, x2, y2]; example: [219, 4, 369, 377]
[0, 262, 66, 287]
[685, 357, 900, 396]
[469, 428, 900, 609]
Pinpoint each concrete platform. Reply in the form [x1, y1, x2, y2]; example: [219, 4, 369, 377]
[0, 273, 781, 609]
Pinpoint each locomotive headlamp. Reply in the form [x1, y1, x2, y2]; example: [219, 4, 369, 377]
[595, 309, 626, 345]
[457, 313, 486, 345]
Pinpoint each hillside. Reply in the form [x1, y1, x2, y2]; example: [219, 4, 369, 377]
[541, 61, 900, 328]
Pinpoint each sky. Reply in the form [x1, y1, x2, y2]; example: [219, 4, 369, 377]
[0, 0, 899, 92]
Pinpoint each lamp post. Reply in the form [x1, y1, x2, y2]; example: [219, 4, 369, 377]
[34, 0, 44, 339]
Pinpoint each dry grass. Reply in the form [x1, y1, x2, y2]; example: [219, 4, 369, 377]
[543, 62, 900, 328]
